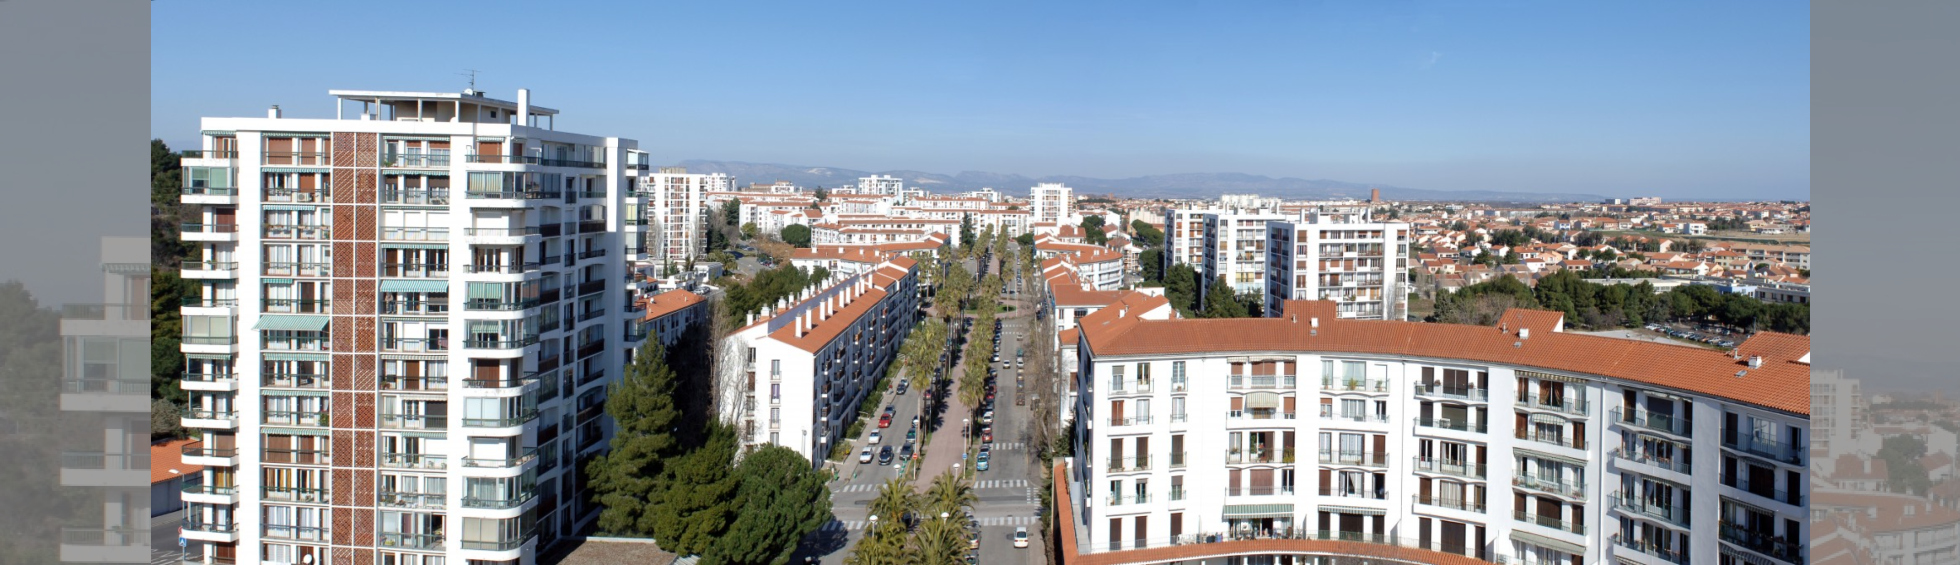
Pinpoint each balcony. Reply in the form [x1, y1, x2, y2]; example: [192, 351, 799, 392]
[1413, 494, 1484, 512]
[1321, 378, 1389, 393]
[463, 490, 538, 509]
[263, 261, 331, 277]
[1106, 456, 1153, 473]
[379, 532, 445, 551]
[1317, 450, 1389, 468]
[261, 448, 330, 466]
[380, 337, 449, 353]
[181, 484, 239, 505]
[1316, 487, 1387, 500]
[1412, 456, 1486, 479]
[1414, 417, 1487, 434]
[181, 222, 239, 242]
[63, 302, 149, 321]
[1611, 491, 1690, 528]
[577, 279, 606, 296]
[180, 260, 239, 278]
[262, 150, 329, 166]
[1319, 409, 1385, 424]
[380, 491, 447, 509]
[60, 378, 150, 411]
[1718, 522, 1804, 564]
[379, 300, 447, 316]
[1109, 416, 1154, 427]
[180, 519, 239, 543]
[261, 524, 329, 542]
[1229, 375, 1297, 390]
[1223, 487, 1290, 497]
[1724, 433, 1805, 466]
[463, 447, 540, 469]
[58, 528, 150, 563]
[1612, 534, 1690, 565]
[463, 409, 539, 429]
[380, 452, 448, 470]
[1519, 393, 1590, 417]
[1514, 510, 1586, 535]
[460, 531, 536, 552]
[1515, 429, 1585, 450]
[464, 336, 539, 350]
[183, 408, 240, 429]
[1512, 474, 1587, 500]
[181, 444, 238, 467]
[1414, 383, 1488, 402]
[466, 298, 539, 311]
[381, 227, 449, 242]
[1614, 407, 1692, 438]
[380, 375, 448, 392]
[1226, 449, 1295, 465]
[378, 413, 446, 431]
[467, 262, 540, 275]
[381, 263, 451, 278]
[1105, 493, 1154, 506]
[465, 226, 540, 243]
[578, 248, 607, 260]
[464, 375, 539, 391]
[1611, 447, 1692, 476]
[260, 298, 333, 314]
[1722, 476, 1806, 507]
[264, 187, 329, 203]
[263, 224, 332, 241]
[60, 451, 149, 486]
[380, 188, 451, 206]
[381, 152, 451, 168]
[262, 409, 329, 427]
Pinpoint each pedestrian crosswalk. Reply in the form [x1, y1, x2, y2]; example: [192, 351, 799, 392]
[974, 479, 1029, 489]
[817, 515, 1042, 533]
[987, 442, 1027, 451]
[836, 483, 882, 493]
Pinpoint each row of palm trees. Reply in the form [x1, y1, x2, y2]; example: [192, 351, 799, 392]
[847, 472, 979, 565]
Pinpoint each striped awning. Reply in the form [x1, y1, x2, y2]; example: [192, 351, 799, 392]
[1511, 531, 1586, 556]
[264, 390, 331, 398]
[1317, 505, 1386, 516]
[396, 431, 447, 439]
[1245, 392, 1282, 410]
[1222, 504, 1294, 518]
[264, 352, 330, 362]
[382, 243, 450, 250]
[262, 204, 319, 212]
[254, 315, 330, 332]
[379, 280, 448, 293]
[262, 278, 295, 285]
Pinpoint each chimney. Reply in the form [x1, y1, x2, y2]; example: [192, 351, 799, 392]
[269, 105, 282, 119]
[1310, 317, 1319, 328]
[1519, 328, 1531, 340]
[1748, 355, 1764, 369]
[516, 89, 531, 126]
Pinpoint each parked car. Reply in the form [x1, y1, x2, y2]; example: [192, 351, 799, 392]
[907, 426, 918, 442]
[1014, 527, 1030, 548]
[859, 448, 874, 464]
[899, 443, 915, 461]
[976, 451, 990, 471]
[879, 413, 894, 428]
[878, 446, 895, 465]
[869, 430, 882, 444]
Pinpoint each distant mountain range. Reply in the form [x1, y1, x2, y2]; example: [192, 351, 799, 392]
[673, 160, 1607, 203]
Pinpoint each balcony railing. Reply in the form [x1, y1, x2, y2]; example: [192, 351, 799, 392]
[185, 408, 239, 421]
[1614, 407, 1693, 437]
[263, 187, 328, 203]
[463, 447, 540, 468]
[180, 185, 236, 196]
[380, 452, 447, 470]
[261, 410, 329, 427]
[263, 261, 332, 277]
[181, 223, 238, 235]
[1612, 534, 1690, 565]
[1512, 474, 1587, 500]
[1718, 521, 1804, 564]
[381, 263, 451, 278]
[181, 445, 237, 459]
[1515, 429, 1585, 450]
[1229, 375, 1297, 390]
[460, 531, 536, 552]
[263, 224, 332, 240]
[380, 337, 449, 353]
[62, 379, 148, 395]
[59, 527, 149, 549]
[465, 226, 540, 238]
[1724, 434, 1805, 466]
[1224, 487, 1292, 497]
[1722, 475, 1805, 506]
[466, 298, 539, 311]
[1513, 510, 1586, 535]
[381, 152, 451, 168]
[464, 336, 540, 349]
[1320, 410, 1386, 424]
[379, 188, 450, 206]
[378, 413, 446, 430]
[463, 491, 538, 509]
[261, 485, 328, 504]
[1611, 447, 1692, 475]
[1315, 487, 1387, 500]
[379, 532, 445, 550]
[261, 524, 328, 542]
[1317, 450, 1389, 468]
[61, 451, 149, 471]
[180, 149, 240, 159]
[1415, 417, 1487, 433]
[1412, 456, 1486, 479]
[1321, 378, 1389, 393]
[181, 519, 237, 535]
[261, 298, 331, 314]
[467, 262, 539, 274]
[1109, 416, 1154, 427]
[1611, 491, 1690, 527]
[261, 448, 330, 465]
[1169, 451, 1187, 468]
[1414, 383, 1488, 402]
[379, 300, 447, 316]
[382, 227, 449, 241]
[463, 409, 539, 428]
[1413, 494, 1484, 512]
[1519, 393, 1590, 416]
[262, 151, 329, 166]
[180, 261, 239, 273]
[380, 375, 448, 391]
[1226, 449, 1296, 465]
[379, 491, 447, 509]
[62, 302, 150, 321]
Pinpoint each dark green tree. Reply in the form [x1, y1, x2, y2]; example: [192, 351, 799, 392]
[152, 266, 188, 403]
[1164, 265, 1200, 315]
[1880, 435, 1932, 495]
[959, 214, 976, 251]
[1139, 248, 1164, 283]
[704, 446, 834, 565]
[781, 224, 812, 248]
[588, 337, 685, 536]
[723, 198, 743, 227]
[1201, 276, 1249, 318]
[1128, 219, 1162, 247]
[1081, 216, 1108, 245]
[649, 424, 741, 555]
[1014, 233, 1033, 247]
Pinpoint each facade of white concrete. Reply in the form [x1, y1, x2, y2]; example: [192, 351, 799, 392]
[1264, 210, 1412, 320]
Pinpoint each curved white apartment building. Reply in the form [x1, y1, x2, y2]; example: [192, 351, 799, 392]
[1061, 300, 1810, 565]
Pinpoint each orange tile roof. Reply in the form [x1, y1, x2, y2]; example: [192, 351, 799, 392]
[152, 438, 203, 484]
[1081, 300, 1810, 415]
[1498, 308, 1564, 335]
[769, 286, 891, 353]
[641, 289, 705, 322]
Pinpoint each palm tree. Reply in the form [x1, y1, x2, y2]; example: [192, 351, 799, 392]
[847, 519, 916, 565]
[924, 471, 976, 517]
[910, 514, 968, 565]
[869, 477, 917, 528]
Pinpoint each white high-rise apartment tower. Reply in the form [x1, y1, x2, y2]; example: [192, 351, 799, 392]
[641, 166, 734, 266]
[174, 88, 651, 565]
[1264, 206, 1411, 320]
[857, 174, 903, 196]
[1032, 182, 1074, 226]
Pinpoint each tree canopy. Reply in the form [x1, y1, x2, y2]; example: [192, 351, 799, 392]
[781, 224, 812, 248]
[702, 446, 833, 565]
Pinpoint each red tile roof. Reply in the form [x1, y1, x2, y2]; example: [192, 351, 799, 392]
[641, 289, 705, 322]
[152, 438, 203, 484]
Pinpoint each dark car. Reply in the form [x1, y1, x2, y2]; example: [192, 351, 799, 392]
[900, 443, 915, 461]
[878, 446, 895, 465]
[896, 380, 910, 395]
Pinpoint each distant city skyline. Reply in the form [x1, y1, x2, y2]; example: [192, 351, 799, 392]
[153, 1, 1809, 200]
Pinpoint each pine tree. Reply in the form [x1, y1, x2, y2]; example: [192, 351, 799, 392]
[1201, 276, 1248, 318]
[703, 446, 833, 565]
[649, 424, 740, 554]
[587, 337, 684, 536]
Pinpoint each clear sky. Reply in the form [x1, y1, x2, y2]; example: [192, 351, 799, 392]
[153, 1, 1809, 200]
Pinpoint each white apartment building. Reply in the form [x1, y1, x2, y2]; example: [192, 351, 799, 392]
[857, 174, 904, 196]
[1058, 302, 1812, 565]
[641, 166, 731, 265]
[1035, 239, 1126, 291]
[1162, 207, 1216, 275]
[1198, 209, 1294, 305]
[57, 237, 154, 564]
[811, 218, 962, 247]
[1264, 209, 1411, 320]
[1033, 182, 1075, 227]
[175, 89, 649, 565]
[719, 259, 921, 465]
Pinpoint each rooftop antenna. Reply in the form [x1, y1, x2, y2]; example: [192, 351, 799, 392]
[459, 69, 480, 93]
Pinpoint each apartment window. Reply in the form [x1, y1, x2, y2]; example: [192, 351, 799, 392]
[1171, 361, 1186, 386]
[1171, 397, 1186, 421]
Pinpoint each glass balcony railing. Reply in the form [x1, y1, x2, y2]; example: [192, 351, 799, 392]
[1316, 450, 1388, 468]
[380, 452, 448, 470]
[1412, 456, 1486, 479]
[1513, 510, 1586, 535]
[1512, 474, 1587, 500]
[462, 447, 539, 468]
[1614, 407, 1693, 437]
[1413, 383, 1487, 402]
[1414, 417, 1487, 433]
[379, 532, 444, 550]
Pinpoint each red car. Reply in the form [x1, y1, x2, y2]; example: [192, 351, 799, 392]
[879, 413, 894, 428]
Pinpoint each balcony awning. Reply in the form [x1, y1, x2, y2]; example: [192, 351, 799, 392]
[396, 432, 447, 439]
[254, 315, 330, 332]
[381, 243, 450, 250]
[1317, 505, 1385, 516]
[264, 352, 330, 362]
[1245, 392, 1282, 410]
[1221, 504, 1294, 518]
[265, 390, 332, 398]
[185, 354, 234, 361]
[263, 427, 330, 437]
[262, 278, 294, 285]
[1511, 531, 1586, 556]
[262, 205, 320, 212]
[379, 280, 449, 293]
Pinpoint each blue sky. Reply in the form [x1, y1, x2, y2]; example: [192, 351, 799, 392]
[153, 1, 1809, 200]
